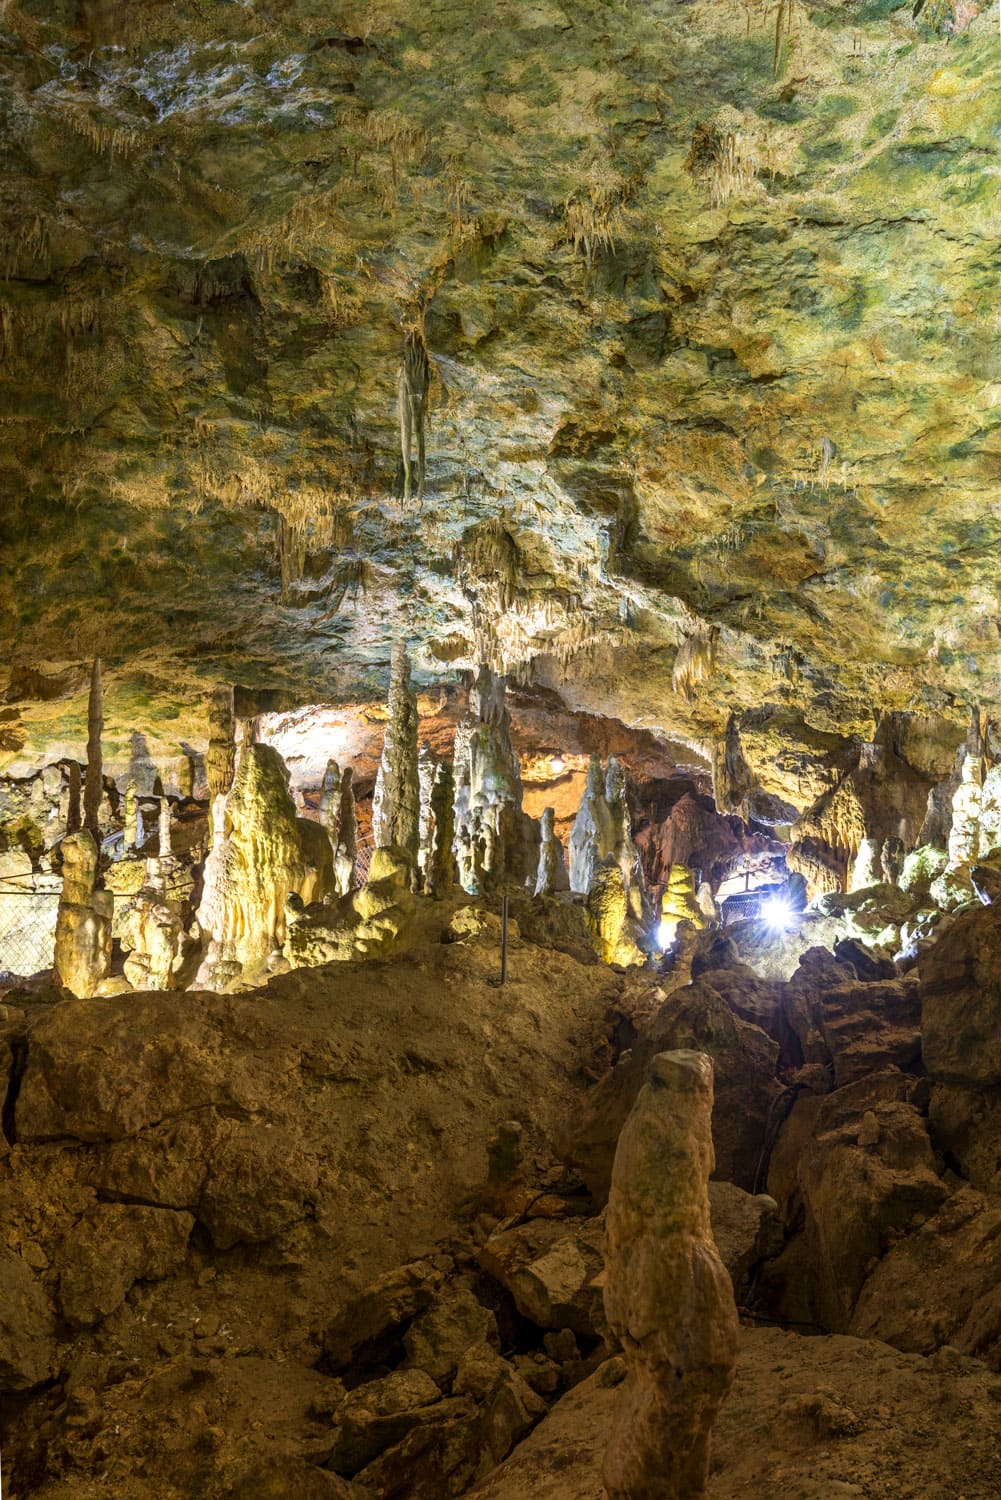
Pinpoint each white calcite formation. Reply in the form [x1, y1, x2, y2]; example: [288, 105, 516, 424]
[452, 665, 537, 895]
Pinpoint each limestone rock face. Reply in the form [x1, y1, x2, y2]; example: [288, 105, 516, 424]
[0, 1246, 57, 1392]
[53, 830, 112, 997]
[768, 1071, 949, 1333]
[57, 1203, 194, 1329]
[602, 1050, 738, 1500]
[921, 903, 1001, 1084]
[571, 978, 781, 1198]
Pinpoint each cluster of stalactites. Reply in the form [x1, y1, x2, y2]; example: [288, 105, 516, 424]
[452, 664, 536, 896]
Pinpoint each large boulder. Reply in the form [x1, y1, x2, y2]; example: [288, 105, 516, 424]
[765, 1071, 948, 1332]
[851, 1187, 1001, 1365]
[477, 1216, 607, 1340]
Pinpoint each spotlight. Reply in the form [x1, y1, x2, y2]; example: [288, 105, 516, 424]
[761, 894, 793, 932]
[656, 920, 677, 949]
[550, 754, 566, 774]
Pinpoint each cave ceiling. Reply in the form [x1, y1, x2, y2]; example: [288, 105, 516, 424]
[0, 0, 997, 796]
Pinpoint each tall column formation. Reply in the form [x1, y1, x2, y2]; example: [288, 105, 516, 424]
[535, 807, 570, 896]
[569, 755, 616, 895]
[53, 831, 113, 997]
[319, 757, 341, 849]
[569, 754, 649, 923]
[158, 797, 172, 858]
[206, 684, 237, 803]
[416, 742, 437, 892]
[372, 642, 420, 860]
[452, 665, 537, 894]
[603, 1050, 739, 1500]
[83, 658, 103, 839]
[123, 778, 138, 852]
[333, 766, 358, 895]
[425, 760, 455, 899]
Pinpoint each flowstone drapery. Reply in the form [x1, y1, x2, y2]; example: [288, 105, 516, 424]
[53, 831, 113, 998]
[452, 665, 537, 894]
[372, 643, 420, 862]
[603, 1049, 739, 1499]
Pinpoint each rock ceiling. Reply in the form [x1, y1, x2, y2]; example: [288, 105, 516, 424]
[1, 0, 998, 799]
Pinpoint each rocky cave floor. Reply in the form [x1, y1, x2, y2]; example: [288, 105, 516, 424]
[4, 891, 1001, 1499]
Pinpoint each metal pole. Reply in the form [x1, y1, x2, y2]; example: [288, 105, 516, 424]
[500, 893, 509, 985]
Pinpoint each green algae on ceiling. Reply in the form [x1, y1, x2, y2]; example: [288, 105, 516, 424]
[0, 0, 998, 798]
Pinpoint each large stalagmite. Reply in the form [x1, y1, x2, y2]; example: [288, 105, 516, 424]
[372, 643, 420, 861]
[193, 743, 330, 988]
[603, 1049, 739, 1500]
[53, 830, 113, 998]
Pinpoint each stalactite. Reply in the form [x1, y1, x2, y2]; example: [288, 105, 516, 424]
[83, 658, 103, 839]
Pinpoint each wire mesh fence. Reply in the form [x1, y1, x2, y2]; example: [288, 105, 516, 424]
[0, 885, 60, 978]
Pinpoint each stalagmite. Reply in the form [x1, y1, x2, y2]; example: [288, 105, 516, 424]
[586, 859, 645, 967]
[333, 765, 358, 895]
[569, 755, 614, 895]
[569, 754, 649, 928]
[658, 863, 706, 946]
[372, 642, 420, 861]
[53, 831, 113, 998]
[416, 742, 436, 892]
[158, 797, 172, 858]
[425, 760, 455, 899]
[603, 1049, 739, 1500]
[452, 665, 537, 894]
[123, 778, 138, 852]
[319, 757, 341, 848]
[83, 658, 103, 839]
[534, 806, 570, 896]
[66, 761, 82, 836]
[194, 743, 323, 988]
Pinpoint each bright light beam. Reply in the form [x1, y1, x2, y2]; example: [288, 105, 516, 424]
[761, 894, 793, 932]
